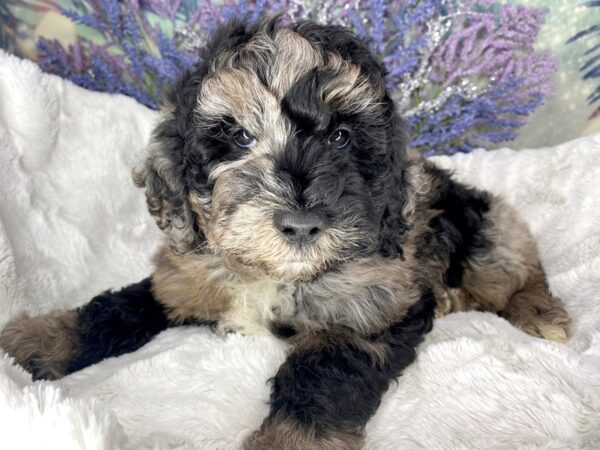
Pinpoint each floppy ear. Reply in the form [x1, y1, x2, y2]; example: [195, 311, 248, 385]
[133, 120, 202, 255]
[132, 69, 207, 255]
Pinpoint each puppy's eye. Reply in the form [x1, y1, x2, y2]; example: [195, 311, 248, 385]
[328, 129, 350, 149]
[233, 129, 257, 148]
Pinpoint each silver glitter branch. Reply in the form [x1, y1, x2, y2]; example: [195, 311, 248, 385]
[395, 15, 452, 114]
[396, 12, 487, 117]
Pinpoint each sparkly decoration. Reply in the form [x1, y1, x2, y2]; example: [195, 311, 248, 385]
[405, 1, 556, 154]
[2, 0, 556, 155]
[395, 16, 455, 115]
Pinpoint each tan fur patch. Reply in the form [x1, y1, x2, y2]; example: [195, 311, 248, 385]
[459, 198, 537, 311]
[152, 245, 233, 325]
[152, 244, 288, 335]
[431, 194, 571, 341]
[499, 269, 571, 342]
[198, 67, 283, 139]
[269, 29, 324, 97]
[0, 310, 79, 380]
[322, 54, 384, 114]
[244, 416, 364, 450]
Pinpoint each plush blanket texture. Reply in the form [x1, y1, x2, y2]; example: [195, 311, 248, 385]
[0, 51, 599, 449]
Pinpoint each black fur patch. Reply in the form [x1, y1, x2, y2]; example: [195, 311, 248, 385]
[422, 163, 491, 287]
[269, 321, 298, 339]
[66, 278, 170, 374]
[265, 290, 436, 436]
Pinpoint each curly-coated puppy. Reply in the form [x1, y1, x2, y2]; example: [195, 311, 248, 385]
[1, 17, 570, 449]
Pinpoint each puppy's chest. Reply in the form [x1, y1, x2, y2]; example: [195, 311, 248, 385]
[219, 260, 420, 336]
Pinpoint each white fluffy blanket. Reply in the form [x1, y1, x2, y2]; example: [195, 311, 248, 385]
[0, 51, 599, 450]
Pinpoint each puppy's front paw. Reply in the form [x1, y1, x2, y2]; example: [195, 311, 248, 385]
[536, 321, 570, 343]
[0, 311, 79, 380]
[243, 421, 364, 450]
[213, 318, 271, 337]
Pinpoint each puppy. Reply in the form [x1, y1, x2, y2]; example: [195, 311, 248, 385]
[0, 17, 570, 449]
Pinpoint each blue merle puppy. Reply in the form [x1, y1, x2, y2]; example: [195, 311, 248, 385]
[0, 16, 571, 450]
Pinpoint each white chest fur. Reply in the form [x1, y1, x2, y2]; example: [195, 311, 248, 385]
[218, 277, 296, 335]
[218, 255, 419, 336]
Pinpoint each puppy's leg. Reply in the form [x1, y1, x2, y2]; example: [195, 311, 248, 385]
[0, 310, 80, 380]
[498, 267, 571, 342]
[456, 198, 571, 342]
[0, 278, 170, 380]
[244, 293, 435, 450]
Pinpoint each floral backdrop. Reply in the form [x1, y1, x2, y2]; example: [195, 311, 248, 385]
[1, 0, 599, 154]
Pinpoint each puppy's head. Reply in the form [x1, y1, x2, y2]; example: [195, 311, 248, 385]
[135, 17, 409, 282]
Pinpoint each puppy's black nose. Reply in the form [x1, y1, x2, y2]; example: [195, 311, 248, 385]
[273, 210, 326, 245]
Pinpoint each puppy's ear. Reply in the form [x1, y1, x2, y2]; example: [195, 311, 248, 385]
[133, 70, 206, 255]
[133, 121, 202, 255]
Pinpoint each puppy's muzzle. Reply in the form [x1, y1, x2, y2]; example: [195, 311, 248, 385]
[273, 210, 327, 245]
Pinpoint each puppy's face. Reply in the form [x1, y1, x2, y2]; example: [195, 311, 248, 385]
[137, 19, 407, 282]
